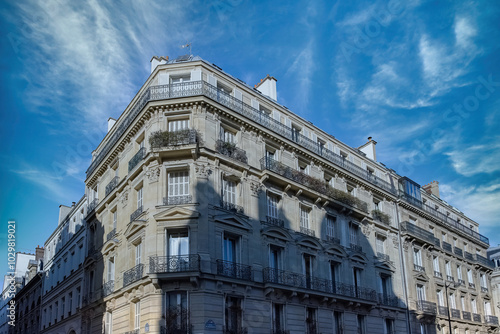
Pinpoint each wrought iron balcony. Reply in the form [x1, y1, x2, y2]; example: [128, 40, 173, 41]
[103, 280, 114, 297]
[262, 267, 378, 302]
[486, 315, 499, 325]
[458, 279, 465, 286]
[163, 195, 193, 206]
[473, 313, 481, 322]
[216, 140, 248, 164]
[372, 209, 391, 225]
[86, 198, 98, 214]
[416, 300, 437, 314]
[465, 251, 474, 262]
[451, 308, 461, 319]
[128, 147, 146, 172]
[149, 255, 200, 273]
[264, 215, 285, 227]
[105, 176, 120, 196]
[123, 263, 144, 287]
[481, 286, 488, 293]
[130, 205, 143, 222]
[216, 260, 252, 280]
[476, 254, 494, 269]
[454, 247, 463, 257]
[300, 226, 315, 237]
[260, 156, 368, 213]
[378, 293, 399, 307]
[462, 311, 471, 321]
[350, 243, 363, 253]
[377, 252, 390, 262]
[219, 200, 244, 214]
[414, 264, 425, 272]
[149, 128, 198, 149]
[468, 282, 475, 289]
[434, 271, 442, 278]
[400, 221, 440, 247]
[326, 235, 341, 244]
[106, 228, 116, 241]
[447, 275, 455, 282]
[442, 241, 452, 252]
[438, 306, 448, 316]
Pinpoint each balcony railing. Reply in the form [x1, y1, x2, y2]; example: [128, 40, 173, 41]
[264, 215, 285, 227]
[438, 306, 448, 316]
[400, 221, 440, 247]
[442, 241, 452, 252]
[458, 279, 465, 286]
[481, 286, 488, 293]
[454, 247, 463, 257]
[130, 205, 143, 222]
[260, 156, 368, 213]
[473, 313, 481, 322]
[486, 315, 499, 325]
[103, 280, 114, 297]
[469, 282, 475, 289]
[163, 195, 193, 206]
[87, 198, 98, 215]
[219, 200, 244, 214]
[149, 128, 198, 149]
[447, 275, 454, 282]
[378, 293, 399, 307]
[350, 243, 363, 253]
[416, 300, 437, 314]
[216, 140, 248, 164]
[128, 147, 146, 172]
[465, 251, 474, 262]
[434, 271, 443, 278]
[262, 267, 378, 302]
[451, 308, 461, 319]
[326, 235, 341, 244]
[377, 252, 390, 262]
[414, 264, 425, 272]
[149, 255, 200, 273]
[476, 254, 494, 269]
[106, 228, 116, 241]
[462, 311, 471, 321]
[372, 209, 391, 225]
[216, 260, 252, 280]
[123, 263, 144, 287]
[105, 176, 120, 196]
[300, 226, 315, 237]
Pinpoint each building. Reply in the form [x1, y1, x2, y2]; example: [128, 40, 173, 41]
[40, 197, 87, 334]
[488, 245, 500, 328]
[75, 54, 498, 334]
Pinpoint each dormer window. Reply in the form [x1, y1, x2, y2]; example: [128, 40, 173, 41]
[170, 74, 190, 84]
[220, 126, 235, 143]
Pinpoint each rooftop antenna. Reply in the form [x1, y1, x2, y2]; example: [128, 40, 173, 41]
[180, 42, 192, 56]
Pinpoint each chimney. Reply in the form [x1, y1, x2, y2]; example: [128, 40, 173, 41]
[108, 117, 116, 132]
[423, 181, 440, 198]
[255, 74, 277, 101]
[358, 137, 377, 161]
[58, 205, 71, 226]
[150, 55, 169, 73]
[35, 245, 45, 262]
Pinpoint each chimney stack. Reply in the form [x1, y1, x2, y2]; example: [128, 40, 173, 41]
[358, 137, 377, 161]
[423, 181, 440, 198]
[255, 74, 277, 101]
[150, 55, 169, 73]
[108, 118, 116, 132]
[35, 245, 45, 262]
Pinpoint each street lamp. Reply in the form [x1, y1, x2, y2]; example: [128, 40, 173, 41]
[444, 281, 459, 334]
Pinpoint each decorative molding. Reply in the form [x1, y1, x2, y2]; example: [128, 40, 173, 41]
[146, 164, 161, 183]
[249, 181, 263, 197]
[194, 163, 212, 178]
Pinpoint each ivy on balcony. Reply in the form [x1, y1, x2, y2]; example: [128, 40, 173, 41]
[149, 129, 198, 149]
[216, 140, 248, 164]
[372, 209, 391, 225]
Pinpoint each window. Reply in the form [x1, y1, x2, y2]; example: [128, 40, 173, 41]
[467, 269, 474, 285]
[480, 273, 487, 288]
[166, 291, 188, 331]
[137, 186, 143, 210]
[437, 290, 444, 306]
[449, 292, 456, 309]
[113, 211, 117, 230]
[303, 254, 314, 289]
[484, 301, 492, 316]
[61, 297, 65, 320]
[169, 231, 189, 257]
[267, 193, 279, 219]
[291, 125, 300, 142]
[269, 245, 283, 271]
[171, 74, 190, 84]
[68, 292, 72, 315]
[413, 248, 423, 268]
[461, 296, 466, 311]
[357, 314, 366, 334]
[168, 118, 189, 131]
[134, 301, 140, 330]
[225, 296, 242, 332]
[300, 206, 310, 229]
[135, 243, 142, 266]
[306, 307, 317, 334]
[107, 257, 115, 282]
[326, 215, 336, 240]
[333, 311, 343, 334]
[385, 319, 394, 334]
[349, 223, 359, 246]
[442, 232, 447, 242]
[457, 265, 463, 280]
[433, 256, 440, 274]
[416, 284, 426, 302]
[446, 261, 452, 279]
[265, 149, 275, 161]
[272, 303, 284, 332]
[220, 126, 235, 143]
[380, 274, 391, 300]
[376, 235, 386, 255]
[223, 234, 239, 263]
[353, 267, 362, 297]
[105, 312, 112, 334]
[471, 298, 477, 313]
[222, 178, 237, 205]
[420, 324, 428, 334]
[374, 199, 380, 211]
[76, 287, 81, 309]
[168, 171, 190, 200]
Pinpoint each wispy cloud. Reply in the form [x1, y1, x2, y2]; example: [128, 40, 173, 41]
[445, 140, 500, 176]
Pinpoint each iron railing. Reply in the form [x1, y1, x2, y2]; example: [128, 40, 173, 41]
[438, 306, 448, 316]
[454, 247, 463, 257]
[462, 311, 471, 321]
[163, 195, 193, 206]
[473, 313, 481, 322]
[260, 156, 368, 213]
[149, 128, 198, 149]
[481, 286, 488, 293]
[469, 282, 475, 289]
[447, 275, 455, 282]
[326, 235, 341, 244]
[486, 315, 499, 325]
[465, 251, 474, 262]
[350, 243, 363, 253]
[216, 260, 252, 280]
[458, 279, 465, 286]
[216, 140, 248, 164]
[400, 221, 440, 247]
[219, 200, 244, 214]
[262, 267, 377, 302]
[123, 263, 144, 287]
[264, 215, 285, 227]
[300, 226, 315, 237]
[442, 241, 452, 252]
[378, 293, 399, 307]
[377, 252, 390, 262]
[476, 254, 494, 269]
[372, 209, 391, 225]
[451, 308, 461, 319]
[130, 205, 143, 222]
[103, 280, 114, 297]
[414, 264, 425, 272]
[105, 176, 120, 196]
[416, 300, 437, 314]
[106, 228, 116, 241]
[434, 271, 442, 278]
[86, 198, 98, 215]
[149, 255, 200, 273]
[128, 147, 146, 172]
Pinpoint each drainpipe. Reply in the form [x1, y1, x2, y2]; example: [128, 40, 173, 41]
[396, 201, 412, 334]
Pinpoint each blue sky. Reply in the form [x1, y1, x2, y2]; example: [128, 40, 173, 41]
[1, 0, 499, 275]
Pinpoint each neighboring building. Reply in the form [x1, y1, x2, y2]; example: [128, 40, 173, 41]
[488, 245, 500, 328]
[76, 54, 498, 334]
[40, 197, 87, 334]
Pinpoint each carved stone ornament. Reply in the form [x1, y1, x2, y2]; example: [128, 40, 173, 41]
[146, 165, 161, 183]
[392, 235, 399, 249]
[361, 221, 371, 236]
[403, 240, 410, 252]
[195, 163, 212, 178]
[250, 181, 263, 196]
[120, 189, 129, 207]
